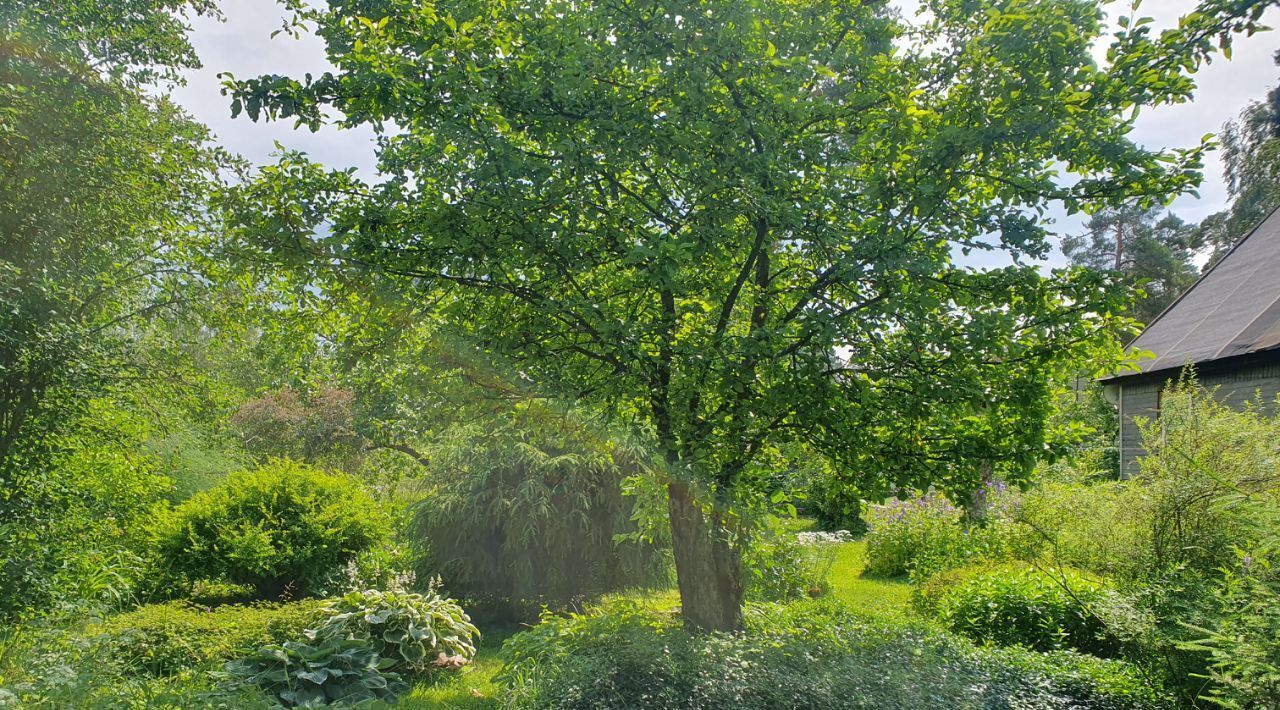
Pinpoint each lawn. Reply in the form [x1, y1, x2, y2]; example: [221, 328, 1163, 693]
[825, 539, 913, 618]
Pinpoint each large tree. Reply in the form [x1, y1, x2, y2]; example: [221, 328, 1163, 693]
[0, 0, 221, 613]
[1061, 205, 1200, 323]
[1195, 50, 1280, 265]
[224, 0, 1272, 630]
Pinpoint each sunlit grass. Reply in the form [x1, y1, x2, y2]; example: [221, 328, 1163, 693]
[825, 539, 914, 618]
[402, 623, 514, 709]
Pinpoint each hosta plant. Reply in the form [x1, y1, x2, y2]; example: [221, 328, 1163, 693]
[224, 634, 406, 708]
[317, 588, 479, 673]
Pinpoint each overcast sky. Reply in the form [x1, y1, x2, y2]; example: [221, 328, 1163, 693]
[172, 1, 1280, 267]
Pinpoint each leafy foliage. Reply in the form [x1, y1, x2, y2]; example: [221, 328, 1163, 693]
[1185, 553, 1280, 709]
[862, 489, 970, 577]
[859, 488, 1036, 579]
[1008, 382, 1280, 702]
[930, 562, 1121, 658]
[230, 386, 366, 472]
[220, 588, 478, 707]
[212, 0, 1278, 628]
[1194, 50, 1280, 267]
[152, 460, 390, 600]
[499, 598, 1168, 709]
[0, 0, 223, 619]
[315, 589, 479, 673]
[223, 635, 406, 708]
[741, 530, 836, 602]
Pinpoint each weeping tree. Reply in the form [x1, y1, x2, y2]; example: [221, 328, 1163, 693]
[223, 0, 1272, 630]
[413, 406, 670, 619]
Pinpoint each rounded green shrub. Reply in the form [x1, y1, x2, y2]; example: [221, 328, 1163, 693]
[92, 599, 328, 676]
[931, 561, 1121, 658]
[152, 459, 390, 599]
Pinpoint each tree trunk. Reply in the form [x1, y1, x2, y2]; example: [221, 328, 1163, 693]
[666, 480, 744, 632]
[967, 458, 995, 521]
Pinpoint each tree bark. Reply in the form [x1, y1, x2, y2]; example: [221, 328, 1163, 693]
[967, 458, 995, 521]
[666, 479, 744, 632]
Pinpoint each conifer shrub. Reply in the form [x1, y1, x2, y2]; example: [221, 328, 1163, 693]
[152, 459, 390, 600]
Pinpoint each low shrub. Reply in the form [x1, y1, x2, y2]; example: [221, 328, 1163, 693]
[862, 489, 973, 577]
[914, 561, 1004, 616]
[92, 600, 328, 676]
[742, 531, 837, 601]
[927, 562, 1122, 658]
[151, 459, 390, 600]
[499, 598, 1169, 709]
[1013, 384, 1280, 704]
[0, 616, 277, 709]
[315, 588, 479, 673]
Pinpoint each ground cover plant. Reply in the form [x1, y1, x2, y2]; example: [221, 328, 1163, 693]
[499, 597, 1168, 710]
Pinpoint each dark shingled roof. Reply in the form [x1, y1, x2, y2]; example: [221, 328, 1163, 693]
[1106, 207, 1280, 381]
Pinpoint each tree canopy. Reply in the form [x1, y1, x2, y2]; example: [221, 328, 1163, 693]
[1061, 205, 1200, 323]
[222, 0, 1273, 630]
[1195, 50, 1280, 265]
[0, 0, 224, 612]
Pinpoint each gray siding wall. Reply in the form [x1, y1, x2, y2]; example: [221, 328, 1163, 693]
[1119, 360, 1280, 477]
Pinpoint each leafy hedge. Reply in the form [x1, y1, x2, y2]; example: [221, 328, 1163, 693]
[500, 598, 1169, 709]
[93, 600, 328, 676]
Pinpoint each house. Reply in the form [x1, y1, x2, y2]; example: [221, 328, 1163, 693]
[1100, 207, 1280, 477]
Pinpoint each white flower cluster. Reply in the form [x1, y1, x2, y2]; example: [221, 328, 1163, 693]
[795, 530, 854, 545]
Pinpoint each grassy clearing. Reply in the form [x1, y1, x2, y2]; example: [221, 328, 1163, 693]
[825, 539, 913, 618]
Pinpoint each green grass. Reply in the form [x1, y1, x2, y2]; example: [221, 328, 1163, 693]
[825, 538, 914, 618]
[400, 618, 519, 709]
